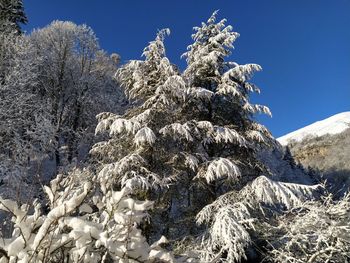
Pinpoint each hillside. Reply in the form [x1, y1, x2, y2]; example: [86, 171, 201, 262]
[277, 112, 350, 194]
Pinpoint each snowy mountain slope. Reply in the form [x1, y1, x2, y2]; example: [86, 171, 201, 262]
[277, 112, 350, 195]
[277, 112, 350, 146]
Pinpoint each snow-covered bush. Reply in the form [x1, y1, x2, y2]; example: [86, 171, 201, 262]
[265, 192, 350, 262]
[0, 168, 175, 263]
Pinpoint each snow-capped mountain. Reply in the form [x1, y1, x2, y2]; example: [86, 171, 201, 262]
[277, 112, 350, 195]
[277, 112, 350, 146]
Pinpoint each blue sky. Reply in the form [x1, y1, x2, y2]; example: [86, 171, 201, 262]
[24, 0, 350, 137]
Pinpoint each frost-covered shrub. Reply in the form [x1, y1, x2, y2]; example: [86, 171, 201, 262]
[265, 192, 350, 263]
[0, 169, 175, 263]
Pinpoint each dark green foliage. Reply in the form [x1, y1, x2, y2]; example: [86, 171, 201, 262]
[0, 0, 27, 34]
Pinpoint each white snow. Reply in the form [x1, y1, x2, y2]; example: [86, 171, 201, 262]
[134, 127, 156, 147]
[214, 126, 246, 145]
[159, 123, 193, 141]
[277, 112, 350, 146]
[197, 158, 241, 183]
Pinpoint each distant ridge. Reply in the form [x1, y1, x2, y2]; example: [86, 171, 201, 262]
[277, 112, 350, 146]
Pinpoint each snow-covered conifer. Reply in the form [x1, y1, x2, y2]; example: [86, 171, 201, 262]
[0, 0, 27, 34]
[195, 176, 321, 262]
[92, 11, 276, 255]
[91, 11, 323, 262]
[117, 28, 176, 102]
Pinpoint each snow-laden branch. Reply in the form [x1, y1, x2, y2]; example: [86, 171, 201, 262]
[195, 157, 241, 183]
[134, 127, 156, 147]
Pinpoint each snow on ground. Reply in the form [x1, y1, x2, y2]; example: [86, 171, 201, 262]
[277, 112, 350, 146]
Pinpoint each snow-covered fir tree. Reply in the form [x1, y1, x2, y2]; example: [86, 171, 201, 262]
[91, 11, 322, 262]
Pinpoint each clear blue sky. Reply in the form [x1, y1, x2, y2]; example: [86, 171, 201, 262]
[24, 0, 350, 137]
